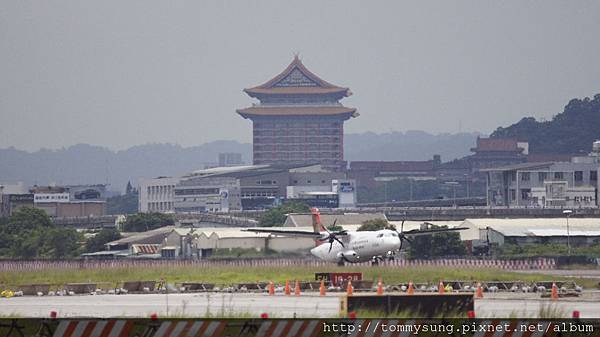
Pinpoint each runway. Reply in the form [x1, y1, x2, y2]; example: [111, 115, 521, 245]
[2, 292, 600, 318]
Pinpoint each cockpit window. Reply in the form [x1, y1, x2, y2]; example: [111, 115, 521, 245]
[391, 232, 398, 237]
[376, 233, 384, 238]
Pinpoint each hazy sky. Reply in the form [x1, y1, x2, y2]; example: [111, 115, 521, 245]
[1, 1, 599, 151]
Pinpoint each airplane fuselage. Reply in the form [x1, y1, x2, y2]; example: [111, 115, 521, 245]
[310, 229, 401, 263]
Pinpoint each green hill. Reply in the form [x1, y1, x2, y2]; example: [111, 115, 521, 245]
[491, 94, 600, 154]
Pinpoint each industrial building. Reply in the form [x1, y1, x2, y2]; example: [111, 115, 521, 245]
[461, 218, 600, 247]
[28, 185, 107, 217]
[138, 177, 181, 213]
[137, 164, 355, 213]
[237, 56, 358, 172]
[484, 161, 600, 207]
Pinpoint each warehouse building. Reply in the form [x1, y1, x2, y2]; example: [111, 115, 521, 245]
[461, 218, 600, 248]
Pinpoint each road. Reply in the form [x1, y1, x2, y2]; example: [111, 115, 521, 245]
[1, 293, 599, 318]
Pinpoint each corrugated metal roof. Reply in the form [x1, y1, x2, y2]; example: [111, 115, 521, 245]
[284, 213, 387, 227]
[464, 218, 600, 237]
[107, 226, 175, 246]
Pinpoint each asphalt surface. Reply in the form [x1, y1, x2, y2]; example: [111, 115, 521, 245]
[2, 292, 600, 318]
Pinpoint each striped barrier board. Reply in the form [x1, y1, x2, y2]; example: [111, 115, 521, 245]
[52, 320, 133, 337]
[153, 321, 226, 337]
[344, 320, 558, 337]
[255, 320, 323, 337]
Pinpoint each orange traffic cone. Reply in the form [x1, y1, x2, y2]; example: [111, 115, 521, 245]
[376, 278, 384, 295]
[438, 281, 445, 294]
[407, 281, 414, 295]
[294, 280, 301, 296]
[475, 283, 483, 298]
[319, 280, 326, 296]
[268, 281, 275, 296]
[551, 283, 559, 300]
[346, 280, 354, 296]
[284, 280, 291, 296]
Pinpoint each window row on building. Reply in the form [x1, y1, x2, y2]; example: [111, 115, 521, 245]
[254, 122, 341, 129]
[148, 201, 174, 212]
[254, 152, 341, 159]
[254, 144, 341, 151]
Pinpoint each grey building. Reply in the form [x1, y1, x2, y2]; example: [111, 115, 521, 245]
[484, 162, 600, 207]
[218, 153, 243, 167]
[173, 164, 347, 212]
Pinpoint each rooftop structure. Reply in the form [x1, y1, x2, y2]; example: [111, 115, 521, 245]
[237, 56, 358, 172]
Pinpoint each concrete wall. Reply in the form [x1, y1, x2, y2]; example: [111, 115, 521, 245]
[56, 202, 106, 217]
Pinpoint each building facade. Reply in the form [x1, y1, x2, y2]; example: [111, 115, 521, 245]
[237, 56, 358, 172]
[484, 162, 600, 207]
[174, 177, 241, 213]
[139, 177, 180, 213]
[218, 153, 243, 167]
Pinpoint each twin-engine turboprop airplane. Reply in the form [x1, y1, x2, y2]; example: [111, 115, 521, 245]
[243, 208, 467, 266]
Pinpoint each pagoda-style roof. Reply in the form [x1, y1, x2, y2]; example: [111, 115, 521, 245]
[244, 56, 351, 98]
[237, 106, 358, 119]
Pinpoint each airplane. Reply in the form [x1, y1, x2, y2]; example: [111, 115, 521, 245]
[243, 208, 467, 266]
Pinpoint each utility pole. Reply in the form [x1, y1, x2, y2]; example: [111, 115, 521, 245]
[563, 210, 573, 257]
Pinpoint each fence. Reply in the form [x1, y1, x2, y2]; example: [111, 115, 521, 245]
[0, 257, 555, 272]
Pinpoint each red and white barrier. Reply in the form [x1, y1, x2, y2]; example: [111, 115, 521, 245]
[255, 320, 323, 337]
[0, 257, 556, 272]
[153, 321, 226, 337]
[53, 320, 133, 337]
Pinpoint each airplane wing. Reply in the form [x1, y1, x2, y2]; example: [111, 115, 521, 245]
[402, 227, 469, 236]
[242, 228, 323, 238]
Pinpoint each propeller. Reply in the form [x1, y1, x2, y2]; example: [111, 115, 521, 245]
[392, 220, 415, 253]
[322, 219, 346, 253]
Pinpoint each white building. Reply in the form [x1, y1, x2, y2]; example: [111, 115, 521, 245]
[174, 177, 241, 213]
[138, 177, 181, 213]
[332, 179, 357, 208]
[484, 161, 600, 207]
[0, 182, 27, 195]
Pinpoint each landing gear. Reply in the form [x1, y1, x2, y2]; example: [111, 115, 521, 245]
[337, 259, 345, 266]
[371, 256, 382, 266]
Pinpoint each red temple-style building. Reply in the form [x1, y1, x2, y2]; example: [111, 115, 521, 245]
[237, 56, 358, 171]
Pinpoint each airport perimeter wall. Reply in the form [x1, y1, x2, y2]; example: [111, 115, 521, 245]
[0, 257, 555, 272]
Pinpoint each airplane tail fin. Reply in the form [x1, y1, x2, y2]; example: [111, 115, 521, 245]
[311, 207, 326, 233]
[311, 207, 326, 247]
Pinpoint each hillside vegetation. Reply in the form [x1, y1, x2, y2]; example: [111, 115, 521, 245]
[491, 94, 600, 154]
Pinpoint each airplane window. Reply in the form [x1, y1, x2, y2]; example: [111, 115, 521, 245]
[376, 233, 384, 238]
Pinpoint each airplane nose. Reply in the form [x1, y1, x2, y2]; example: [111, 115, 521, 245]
[391, 237, 401, 250]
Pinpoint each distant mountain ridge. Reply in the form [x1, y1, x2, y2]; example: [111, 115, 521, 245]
[491, 93, 600, 154]
[0, 131, 480, 192]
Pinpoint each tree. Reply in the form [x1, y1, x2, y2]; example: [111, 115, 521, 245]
[107, 193, 138, 215]
[327, 224, 344, 232]
[0, 207, 84, 259]
[357, 218, 395, 231]
[258, 201, 310, 227]
[85, 228, 122, 253]
[122, 212, 175, 232]
[126, 181, 133, 195]
[407, 224, 466, 259]
[5, 206, 52, 232]
[40, 227, 83, 258]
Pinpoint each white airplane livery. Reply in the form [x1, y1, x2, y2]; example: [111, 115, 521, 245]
[244, 208, 466, 265]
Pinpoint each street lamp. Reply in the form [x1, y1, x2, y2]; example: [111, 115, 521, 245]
[445, 181, 460, 207]
[563, 209, 572, 256]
